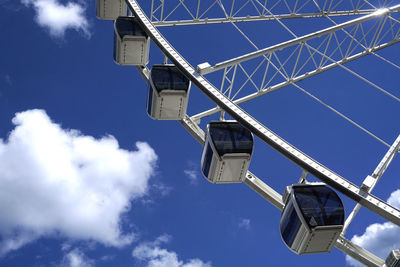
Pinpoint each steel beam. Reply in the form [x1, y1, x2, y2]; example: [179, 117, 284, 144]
[336, 236, 385, 267]
[191, 39, 400, 121]
[128, 0, 400, 227]
[196, 5, 400, 75]
[179, 116, 383, 266]
[343, 134, 400, 234]
[180, 115, 284, 210]
[152, 10, 376, 26]
[128, 1, 397, 265]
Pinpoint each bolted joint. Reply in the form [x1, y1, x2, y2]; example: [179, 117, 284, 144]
[196, 62, 213, 75]
[360, 175, 376, 192]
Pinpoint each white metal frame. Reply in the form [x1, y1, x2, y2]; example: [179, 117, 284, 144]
[137, 66, 390, 266]
[149, 0, 378, 26]
[127, 1, 400, 266]
[129, 0, 400, 226]
[192, 7, 400, 124]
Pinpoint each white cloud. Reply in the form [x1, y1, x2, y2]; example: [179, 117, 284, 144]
[0, 109, 157, 255]
[60, 248, 93, 267]
[184, 161, 200, 185]
[132, 235, 211, 267]
[346, 190, 400, 267]
[184, 170, 198, 184]
[21, 0, 90, 38]
[238, 218, 251, 230]
[100, 254, 115, 261]
[388, 190, 400, 209]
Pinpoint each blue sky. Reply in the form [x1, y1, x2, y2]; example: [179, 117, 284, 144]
[0, 0, 399, 266]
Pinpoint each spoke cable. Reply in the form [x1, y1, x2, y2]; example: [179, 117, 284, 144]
[216, 0, 394, 147]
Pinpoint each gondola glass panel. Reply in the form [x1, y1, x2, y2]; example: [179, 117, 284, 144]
[201, 121, 254, 184]
[147, 65, 191, 120]
[114, 17, 150, 66]
[96, 0, 127, 20]
[280, 184, 344, 254]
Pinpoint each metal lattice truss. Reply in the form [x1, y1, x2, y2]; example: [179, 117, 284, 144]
[193, 5, 400, 120]
[150, 0, 381, 26]
[126, 0, 400, 266]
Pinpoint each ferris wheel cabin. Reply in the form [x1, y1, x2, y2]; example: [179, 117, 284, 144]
[147, 65, 191, 120]
[96, 0, 127, 20]
[280, 183, 345, 254]
[114, 17, 150, 66]
[386, 250, 400, 267]
[201, 121, 254, 184]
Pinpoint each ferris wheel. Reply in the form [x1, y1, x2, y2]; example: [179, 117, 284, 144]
[96, 0, 400, 266]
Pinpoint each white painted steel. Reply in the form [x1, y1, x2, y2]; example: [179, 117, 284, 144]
[191, 39, 400, 121]
[197, 5, 400, 75]
[336, 235, 385, 267]
[114, 32, 150, 66]
[125, 1, 398, 265]
[343, 134, 400, 234]
[127, 0, 400, 228]
[148, 90, 188, 120]
[203, 153, 251, 184]
[372, 134, 400, 180]
[96, 0, 127, 20]
[149, 0, 382, 27]
[179, 115, 383, 266]
[151, 10, 376, 26]
[281, 186, 343, 254]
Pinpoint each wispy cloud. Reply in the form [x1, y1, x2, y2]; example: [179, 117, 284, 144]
[0, 109, 158, 256]
[100, 254, 115, 262]
[184, 161, 200, 185]
[238, 218, 251, 230]
[346, 189, 400, 266]
[21, 0, 90, 38]
[0, 0, 24, 11]
[184, 170, 198, 184]
[60, 248, 93, 267]
[133, 234, 212, 267]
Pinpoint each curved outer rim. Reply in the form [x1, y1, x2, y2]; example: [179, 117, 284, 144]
[125, 3, 389, 265]
[126, 0, 400, 228]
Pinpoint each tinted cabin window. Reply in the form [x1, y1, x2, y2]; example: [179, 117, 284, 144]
[147, 85, 153, 115]
[209, 123, 253, 156]
[294, 186, 344, 228]
[201, 143, 213, 178]
[113, 31, 117, 61]
[280, 201, 302, 247]
[151, 66, 189, 92]
[115, 18, 146, 38]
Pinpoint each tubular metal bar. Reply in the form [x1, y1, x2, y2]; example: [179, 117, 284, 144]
[179, 116, 382, 266]
[180, 115, 284, 209]
[245, 172, 284, 210]
[136, 66, 150, 81]
[136, 64, 284, 210]
[336, 236, 385, 267]
[197, 5, 400, 75]
[179, 115, 205, 145]
[128, 0, 400, 227]
[191, 39, 400, 121]
[134, 49, 385, 267]
[342, 134, 400, 234]
[152, 10, 376, 26]
[372, 134, 400, 180]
